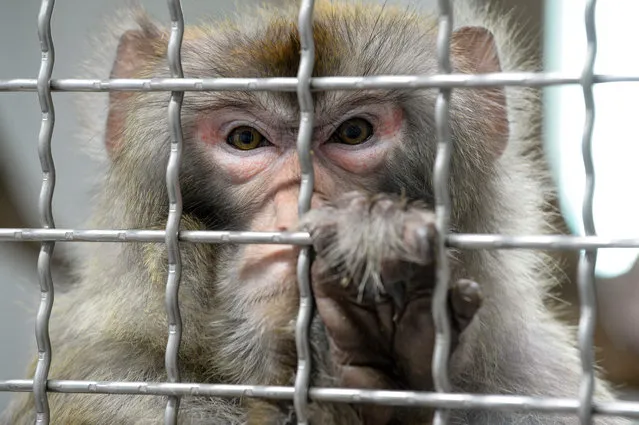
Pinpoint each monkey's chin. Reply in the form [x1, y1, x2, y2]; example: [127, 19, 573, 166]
[229, 247, 302, 353]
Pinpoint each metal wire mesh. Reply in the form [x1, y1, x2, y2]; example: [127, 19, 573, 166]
[576, 1, 599, 423]
[163, 0, 186, 423]
[292, 1, 316, 423]
[431, 1, 454, 423]
[2, 0, 639, 424]
[33, 0, 56, 423]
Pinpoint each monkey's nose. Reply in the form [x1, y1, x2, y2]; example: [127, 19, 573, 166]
[274, 191, 301, 231]
[274, 191, 325, 231]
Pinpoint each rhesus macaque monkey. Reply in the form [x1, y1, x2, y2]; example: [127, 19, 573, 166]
[2, 1, 629, 424]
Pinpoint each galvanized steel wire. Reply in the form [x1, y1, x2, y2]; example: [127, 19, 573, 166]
[2, 73, 639, 92]
[293, 0, 317, 423]
[2, 379, 639, 419]
[163, 0, 186, 423]
[576, 0, 599, 423]
[2, 229, 639, 250]
[432, 0, 454, 424]
[33, 1, 56, 423]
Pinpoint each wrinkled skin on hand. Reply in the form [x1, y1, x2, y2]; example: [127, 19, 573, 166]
[303, 192, 483, 425]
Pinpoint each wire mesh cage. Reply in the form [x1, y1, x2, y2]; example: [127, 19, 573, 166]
[1, 0, 639, 424]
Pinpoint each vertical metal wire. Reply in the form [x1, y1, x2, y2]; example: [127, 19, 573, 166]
[432, 0, 454, 424]
[33, 1, 57, 424]
[293, 0, 316, 423]
[164, 0, 185, 423]
[577, 0, 598, 423]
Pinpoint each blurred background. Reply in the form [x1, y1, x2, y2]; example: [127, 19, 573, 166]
[1, 0, 638, 413]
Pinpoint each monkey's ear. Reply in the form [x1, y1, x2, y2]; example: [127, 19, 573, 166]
[106, 23, 162, 156]
[451, 26, 509, 158]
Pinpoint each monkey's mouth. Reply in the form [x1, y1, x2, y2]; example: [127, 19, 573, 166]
[236, 244, 302, 297]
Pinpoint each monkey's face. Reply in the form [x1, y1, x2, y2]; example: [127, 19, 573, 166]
[193, 100, 405, 287]
[103, 2, 510, 381]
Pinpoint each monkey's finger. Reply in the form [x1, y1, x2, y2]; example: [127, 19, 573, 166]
[340, 365, 397, 425]
[312, 258, 395, 358]
[384, 280, 406, 312]
[392, 296, 436, 390]
[412, 221, 437, 265]
[449, 278, 483, 333]
[304, 215, 338, 256]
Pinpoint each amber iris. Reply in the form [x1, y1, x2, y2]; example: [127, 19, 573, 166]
[333, 118, 373, 145]
[227, 126, 267, 150]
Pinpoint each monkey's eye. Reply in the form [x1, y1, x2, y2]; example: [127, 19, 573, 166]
[227, 126, 269, 150]
[332, 118, 374, 145]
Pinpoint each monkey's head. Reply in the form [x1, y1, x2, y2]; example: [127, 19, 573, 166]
[96, 1, 524, 385]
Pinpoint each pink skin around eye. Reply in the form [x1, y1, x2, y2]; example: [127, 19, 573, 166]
[322, 107, 404, 175]
[196, 117, 278, 183]
[196, 106, 405, 182]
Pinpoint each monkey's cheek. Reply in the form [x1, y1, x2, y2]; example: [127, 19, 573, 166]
[208, 151, 273, 183]
[325, 145, 389, 175]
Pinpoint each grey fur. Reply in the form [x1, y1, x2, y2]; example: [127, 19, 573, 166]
[1, 1, 629, 424]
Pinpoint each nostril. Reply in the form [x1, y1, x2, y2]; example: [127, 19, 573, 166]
[276, 225, 289, 232]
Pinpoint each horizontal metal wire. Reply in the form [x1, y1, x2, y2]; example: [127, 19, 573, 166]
[445, 234, 639, 250]
[1, 73, 639, 93]
[0, 380, 638, 418]
[1, 229, 639, 250]
[0, 229, 311, 244]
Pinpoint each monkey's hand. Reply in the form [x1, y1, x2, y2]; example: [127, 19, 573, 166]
[302, 191, 482, 424]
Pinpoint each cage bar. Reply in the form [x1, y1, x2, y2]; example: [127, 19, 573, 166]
[2, 73, 639, 93]
[32, 1, 57, 424]
[162, 0, 186, 423]
[3, 230, 639, 250]
[292, 1, 317, 424]
[576, 0, 599, 423]
[2, 379, 639, 419]
[0, 229, 310, 244]
[446, 234, 639, 250]
[431, 1, 455, 424]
